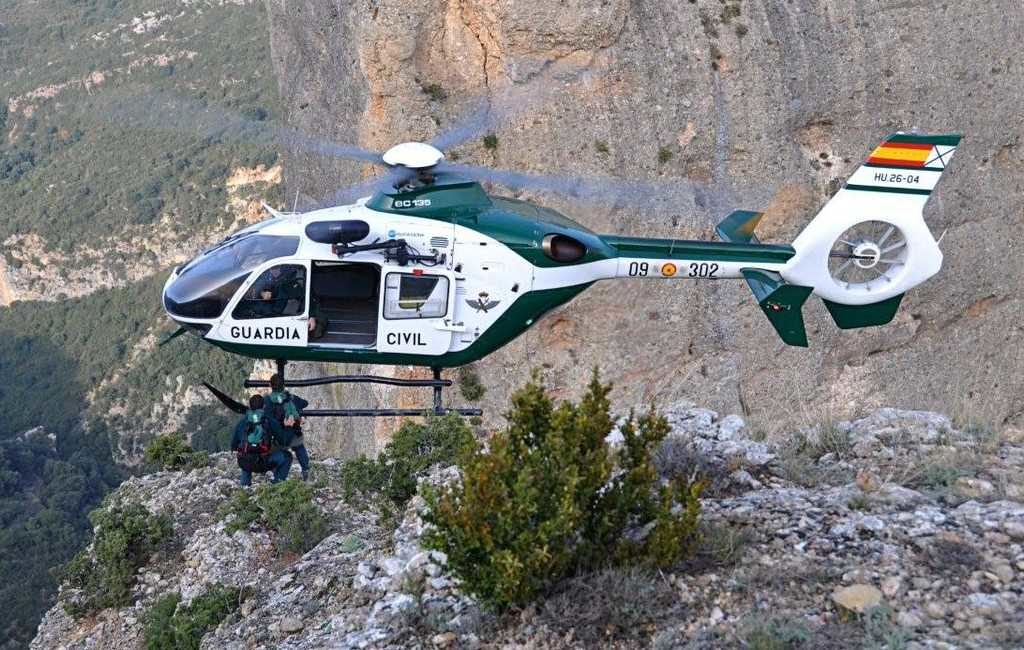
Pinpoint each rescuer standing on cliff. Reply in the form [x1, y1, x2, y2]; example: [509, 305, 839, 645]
[265, 373, 312, 481]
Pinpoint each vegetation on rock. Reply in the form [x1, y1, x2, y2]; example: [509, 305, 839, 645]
[457, 366, 486, 402]
[143, 584, 243, 650]
[0, 435, 120, 646]
[60, 502, 173, 617]
[423, 371, 704, 609]
[224, 481, 327, 554]
[0, 0, 281, 251]
[144, 433, 210, 472]
[340, 414, 474, 517]
[0, 275, 247, 645]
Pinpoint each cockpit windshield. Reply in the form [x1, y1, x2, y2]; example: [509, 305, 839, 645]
[165, 234, 300, 319]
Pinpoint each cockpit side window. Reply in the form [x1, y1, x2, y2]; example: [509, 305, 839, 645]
[232, 265, 307, 320]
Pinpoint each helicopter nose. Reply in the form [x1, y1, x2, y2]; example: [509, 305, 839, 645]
[162, 263, 247, 321]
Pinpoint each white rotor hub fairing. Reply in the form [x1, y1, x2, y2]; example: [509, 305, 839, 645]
[852, 242, 882, 269]
[382, 142, 445, 169]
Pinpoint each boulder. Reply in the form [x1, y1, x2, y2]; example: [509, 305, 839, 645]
[831, 584, 884, 615]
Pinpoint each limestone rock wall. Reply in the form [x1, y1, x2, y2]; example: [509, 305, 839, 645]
[265, 0, 1024, 453]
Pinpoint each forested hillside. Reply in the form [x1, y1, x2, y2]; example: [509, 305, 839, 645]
[0, 1, 282, 646]
[1, 0, 283, 299]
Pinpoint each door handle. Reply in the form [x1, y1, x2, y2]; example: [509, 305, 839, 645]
[436, 319, 465, 332]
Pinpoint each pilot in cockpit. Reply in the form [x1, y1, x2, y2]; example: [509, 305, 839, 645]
[244, 266, 305, 318]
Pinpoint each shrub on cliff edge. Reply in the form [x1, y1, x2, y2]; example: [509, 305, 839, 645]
[423, 371, 704, 610]
[339, 414, 474, 517]
[61, 502, 173, 617]
[144, 433, 209, 472]
[223, 480, 327, 554]
[143, 584, 243, 650]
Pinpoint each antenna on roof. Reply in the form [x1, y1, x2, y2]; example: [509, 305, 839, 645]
[293, 190, 300, 213]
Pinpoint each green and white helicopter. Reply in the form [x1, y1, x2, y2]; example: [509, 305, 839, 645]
[163, 131, 960, 417]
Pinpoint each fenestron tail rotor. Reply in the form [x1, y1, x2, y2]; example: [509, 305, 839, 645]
[827, 220, 908, 293]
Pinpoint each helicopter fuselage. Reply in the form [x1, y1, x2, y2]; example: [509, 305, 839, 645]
[162, 176, 795, 366]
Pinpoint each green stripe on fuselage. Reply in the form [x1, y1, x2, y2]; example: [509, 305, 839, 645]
[206, 283, 594, 368]
[601, 235, 795, 264]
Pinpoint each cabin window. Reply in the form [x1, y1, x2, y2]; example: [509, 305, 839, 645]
[383, 273, 449, 319]
[232, 265, 306, 320]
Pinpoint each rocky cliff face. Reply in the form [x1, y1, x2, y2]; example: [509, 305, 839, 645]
[31, 406, 1024, 648]
[263, 0, 1024, 456]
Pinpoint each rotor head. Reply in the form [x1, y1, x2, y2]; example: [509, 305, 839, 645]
[381, 142, 445, 169]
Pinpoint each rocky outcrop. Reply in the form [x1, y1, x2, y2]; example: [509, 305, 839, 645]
[264, 0, 1024, 454]
[32, 407, 1024, 649]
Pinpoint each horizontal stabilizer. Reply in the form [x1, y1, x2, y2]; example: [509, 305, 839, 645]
[716, 210, 763, 244]
[741, 269, 814, 347]
[823, 294, 905, 329]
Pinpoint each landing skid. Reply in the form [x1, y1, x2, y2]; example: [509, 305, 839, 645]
[205, 359, 482, 418]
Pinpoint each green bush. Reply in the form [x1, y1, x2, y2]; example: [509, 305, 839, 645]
[144, 433, 209, 472]
[423, 371, 704, 610]
[222, 489, 262, 534]
[144, 584, 242, 650]
[340, 414, 474, 514]
[421, 82, 447, 102]
[61, 503, 173, 617]
[458, 367, 486, 402]
[223, 481, 327, 554]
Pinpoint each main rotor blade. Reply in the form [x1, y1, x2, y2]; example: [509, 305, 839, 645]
[436, 161, 711, 210]
[316, 166, 415, 209]
[430, 97, 493, 152]
[103, 88, 384, 166]
[431, 64, 594, 152]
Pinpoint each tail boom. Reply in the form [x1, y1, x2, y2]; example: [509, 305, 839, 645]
[601, 235, 793, 280]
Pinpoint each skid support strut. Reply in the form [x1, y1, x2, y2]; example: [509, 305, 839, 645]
[237, 359, 482, 418]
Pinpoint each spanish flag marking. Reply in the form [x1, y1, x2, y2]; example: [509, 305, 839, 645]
[867, 141, 933, 168]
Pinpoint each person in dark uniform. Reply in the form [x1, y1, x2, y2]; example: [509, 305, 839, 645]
[230, 394, 293, 486]
[265, 266, 304, 314]
[264, 373, 311, 481]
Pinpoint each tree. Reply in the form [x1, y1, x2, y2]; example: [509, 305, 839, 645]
[424, 371, 704, 609]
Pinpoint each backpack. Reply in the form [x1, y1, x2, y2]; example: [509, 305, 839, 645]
[237, 410, 271, 473]
[269, 391, 302, 437]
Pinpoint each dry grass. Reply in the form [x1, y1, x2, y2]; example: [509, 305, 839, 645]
[920, 536, 983, 577]
[775, 422, 856, 488]
[683, 522, 753, 572]
[538, 567, 682, 645]
[653, 436, 736, 497]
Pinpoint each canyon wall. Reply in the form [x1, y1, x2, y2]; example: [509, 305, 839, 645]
[265, 0, 1024, 451]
